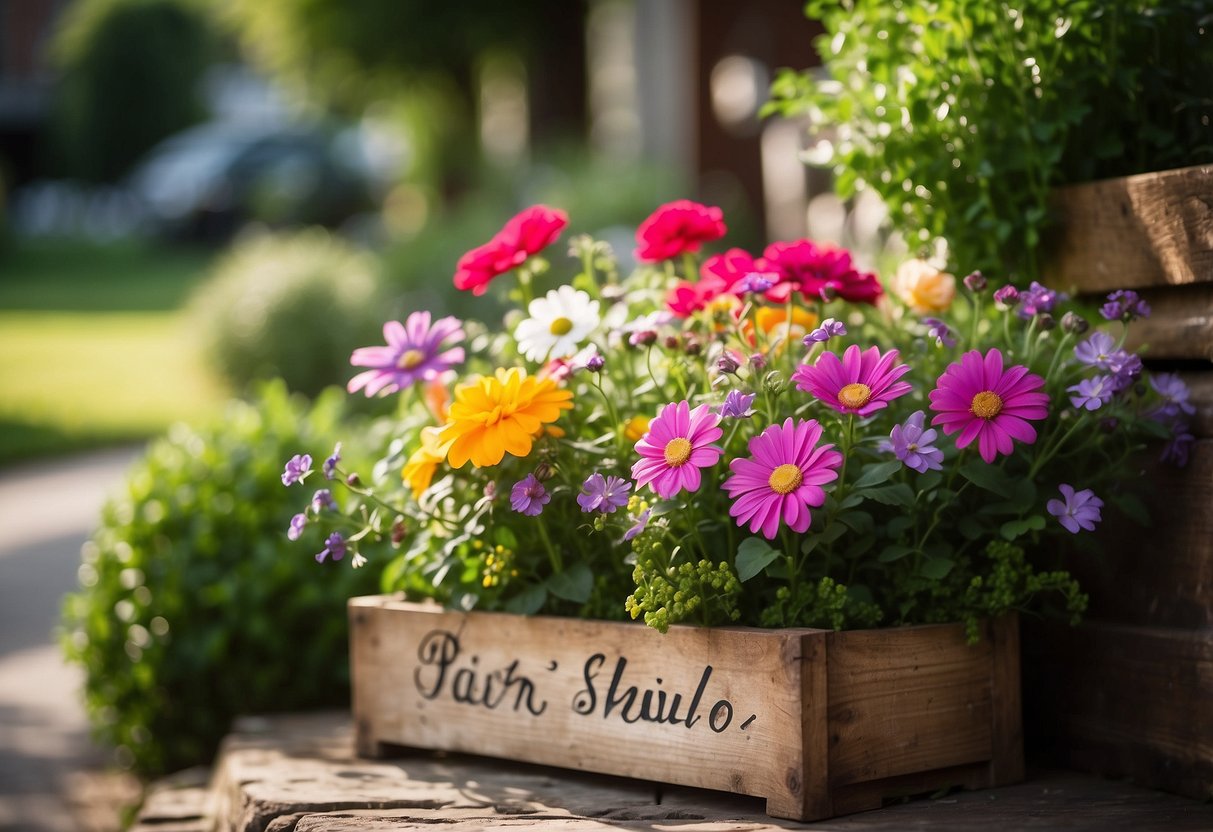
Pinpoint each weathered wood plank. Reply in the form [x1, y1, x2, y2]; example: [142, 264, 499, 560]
[1044, 164, 1213, 293]
[1065, 440, 1213, 629]
[1181, 370, 1213, 437]
[350, 598, 1019, 822]
[1023, 619, 1213, 801]
[1121, 283, 1213, 361]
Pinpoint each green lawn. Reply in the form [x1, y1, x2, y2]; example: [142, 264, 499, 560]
[0, 239, 228, 466]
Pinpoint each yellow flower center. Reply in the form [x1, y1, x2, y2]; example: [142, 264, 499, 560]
[664, 437, 693, 467]
[970, 390, 1004, 419]
[768, 463, 803, 495]
[549, 316, 574, 336]
[838, 382, 873, 409]
[397, 349, 426, 369]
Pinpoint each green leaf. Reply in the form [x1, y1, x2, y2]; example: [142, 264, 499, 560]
[1112, 493, 1151, 527]
[854, 460, 902, 489]
[863, 483, 917, 507]
[494, 526, 518, 550]
[959, 461, 1015, 498]
[1000, 515, 1046, 541]
[838, 511, 874, 534]
[547, 563, 594, 603]
[838, 491, 866, 510]
[878, 543, 916, 563]
[736, 537, 783, 582]
[505, 585, 548, 615]
[886, 516, 914, 537]
[920, 557, 955, 580]
[958, 515, 986, 540]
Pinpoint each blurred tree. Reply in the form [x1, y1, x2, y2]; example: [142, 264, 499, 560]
[215, 0, 588, 193]
[51, 0, 221, 182]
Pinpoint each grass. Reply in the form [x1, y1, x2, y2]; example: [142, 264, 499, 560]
[0, 238, 228, 466]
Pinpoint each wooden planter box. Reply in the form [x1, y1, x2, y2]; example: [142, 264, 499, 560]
[1033, 163, 1213, 800]
[349, 595, 1023, 822]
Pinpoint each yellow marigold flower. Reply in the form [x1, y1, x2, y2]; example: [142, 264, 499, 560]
[891, 259, 956, 313]
[624, 415, 651, 442]
[754, 306, 819, 340]
[440, 368, 573, 468]
[401, 426, 450, 499]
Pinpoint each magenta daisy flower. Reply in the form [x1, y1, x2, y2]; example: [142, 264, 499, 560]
[721, 418, 842, 540]
[347, 311, 465, 397]
[631, 401, 723, 499]
[928, 349, 1049, 464]
[791, 344, 912, 417]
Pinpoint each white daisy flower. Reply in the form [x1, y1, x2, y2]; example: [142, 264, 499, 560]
[514, 285, 600, 362]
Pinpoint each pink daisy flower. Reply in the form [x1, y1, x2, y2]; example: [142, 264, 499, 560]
[791, 344, 912, 417]
[348, 311, 465, 397]
[722, 418, 842, 540]
[631, 401, 723, 499]
[928, 348, 1049, 464]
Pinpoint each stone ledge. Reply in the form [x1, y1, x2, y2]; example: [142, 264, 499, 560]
[135, 711, 1213, 831]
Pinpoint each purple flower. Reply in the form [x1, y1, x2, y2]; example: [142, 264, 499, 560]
[921, 317, 957, 348]
[623, 508, 652, 542]
[881, 410, 944, 473]
[347, 311, 465, 397]
[323, 443, 342, 480]
[287, 513, 307, 541]
[992, 284, 1020, 308]
[1067, 375, 1115, 411]
[1047, 485, 1103, 534]
[719, 390, 756, 419]
[311, 489, 335, 512]
[739, 272, 776, 294]
[963, 271, 987, 292]
[1150, 373, 1196, 420]
[577, 473, 632, 514]
[749, 353, 767, 371]
[315, 531, 347, 563]
[1108, 352, 1143, 392]
[629, 329, 658, 347]
[1074, 332, 1140, 390]
[1017, 281, 1064, 319]
[1100, 289, 1151, 322]
[585, 353, 605, 372]
[803, 317, 847, 345]
[282, 454, 313, 486]
[510, 474, 550, 516]
[1161, 427, 1194, 467]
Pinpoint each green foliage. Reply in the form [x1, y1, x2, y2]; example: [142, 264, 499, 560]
[625, 557, 741, 634]
[51, 0, 219, 181]
[767, 0, 1213, 278]
[189, 228, 384, 397]
[61, 381, 378, 776]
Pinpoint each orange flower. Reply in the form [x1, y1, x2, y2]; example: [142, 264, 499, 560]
[891, 259, 956, 313]
[424, 378, 450, 422]
[624, 415, 651, 442]
[401, 427, 450, 499]
[439, 368, 573, 468]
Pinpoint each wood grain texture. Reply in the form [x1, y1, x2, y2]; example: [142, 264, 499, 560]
[1066, 440, 1213, 629]
[1181, 371, 1213, 437]
[1044, 165, 1213, 293]
[1121, 283, 1213, 361]
[350, 598, 1020, 822]
[1022, 619, 1213, 801]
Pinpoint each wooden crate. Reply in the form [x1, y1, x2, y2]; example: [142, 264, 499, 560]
[1031, 164, 1213, 800]
[349, 596, 1023, 822]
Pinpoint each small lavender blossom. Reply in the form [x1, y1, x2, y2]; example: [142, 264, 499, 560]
[739, 272, 776, 293]
[311, 489, 335, 512]
[510, 474, 550, 516]
[1149, 372, 1196, 420]
[315, 531, 346, 563]
[881, 411, 944, 473]
[1161, 427, 1194, 467]
[287, 513, 307, 541]
[623, 508, 652, 542]
[719, 390, 756, 419]
[322, 443, 341, 479]
[921, 317, 957, 348]
[1108, 352, 1143, 392]
[749, 353, 767, 371]
[1100, 289, 1151, 322]
[585, 353, 605, 372]
[1068, 375, 1115, 411]
[1047, 485, 1103, 534]
[803, 318, 847, 345]
[1075, 331, 1140, 390]
[963, 270, 987, 292]
[1017, 281, 1064, 319]
[993, 284, 1019, 309]
[577, 473, 632, 513]
[282, 454, 313, 486]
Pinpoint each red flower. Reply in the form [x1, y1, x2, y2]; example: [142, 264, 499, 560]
[635, 200, 727, 263]
[453, 204, 568, 296]
[762, 239, 883, 306]
[665, 280, 712, 317]
[700, 248, 762, 292]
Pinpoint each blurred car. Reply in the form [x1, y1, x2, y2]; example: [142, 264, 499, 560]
[127, 121, 376, 242]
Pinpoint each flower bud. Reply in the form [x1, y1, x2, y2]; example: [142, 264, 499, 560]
[683, 336, 702, 356]
[993, 285, 1019, 308]
[716, 353, 740, 375]
[585, 353, 605, 372]
[391, 517, 408, 545]
[1061, 310, 1089, 335]
[1037, 313, 1057, 331]
[749, 352, 767, 370]
[534, 462, 555, 481]
[664, 335, 681, 350]
[963, 270, 987, 292]
[345, 472, 361, 487]
[483, 481, 497, 499]
[763, 370, 787, 396]
[629, 330, 658, 347]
